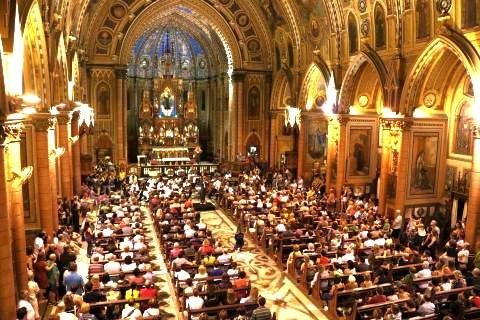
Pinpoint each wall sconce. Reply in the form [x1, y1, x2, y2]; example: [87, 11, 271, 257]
[284, 106, 301, 135]
[49, 147, 65, 159]
[8, 166, 33, 188]
[73, 102, 95, 135]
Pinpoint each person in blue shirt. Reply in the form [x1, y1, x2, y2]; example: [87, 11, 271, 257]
[64, 262, 84, 295]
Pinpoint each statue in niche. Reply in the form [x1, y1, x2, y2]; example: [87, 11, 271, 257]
[416, 0, 430, 39]
[375, 5, 386, 48]
[159, 87, 176, 117]
[184, 90, 197, 117]
[96, 83, 110, 115]
[348, 14, 358, 55]
[248, 87, 260, 119]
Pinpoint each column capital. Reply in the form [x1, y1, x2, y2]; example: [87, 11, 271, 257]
[71, 110, 80, 122]
[231, 70, 246, 83]
[381, 118, 413, 130]
[471, 123, 480, 139]
[0, 119, 24, 146]
[114, 66, 128, 79]
[32, 114, 56, 132]
[337, 115, 349, 126]
[57, 111, 72, 125]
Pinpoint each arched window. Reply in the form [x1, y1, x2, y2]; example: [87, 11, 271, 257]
[416, 0, 430, 39]
[348, 14, 358, 55]
[374, 4, 386, 49]
[454, 101, 473, 155]
[462, 0, 480, 28]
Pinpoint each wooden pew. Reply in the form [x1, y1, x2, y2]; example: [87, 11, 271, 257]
[186, 302, 258, 320]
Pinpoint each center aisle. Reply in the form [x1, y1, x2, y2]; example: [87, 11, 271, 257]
[200, 207, 329, 320]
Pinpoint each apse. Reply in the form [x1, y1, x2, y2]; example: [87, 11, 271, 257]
[126, 7, 230, 163]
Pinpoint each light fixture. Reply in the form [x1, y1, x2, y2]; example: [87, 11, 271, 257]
[69, 136, 79, 143]
[8, 166, 33, 188]
[382, 107, 403, 118]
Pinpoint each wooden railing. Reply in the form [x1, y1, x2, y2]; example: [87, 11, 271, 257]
[139, 163, 219, 177]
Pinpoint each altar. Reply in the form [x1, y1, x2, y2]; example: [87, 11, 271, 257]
[137, 76, 200, 164]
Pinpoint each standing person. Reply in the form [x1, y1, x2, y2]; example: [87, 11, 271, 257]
[392, 210, 403, 243]
[33, 253, 49, 300]
[199, 177, 206, 204]
[46, 253, 60, 303]
[64, 262, 84, 295]
[83, 221, 94, 257]
[251, 297, 271, 320]
[234, 230, 245, 252]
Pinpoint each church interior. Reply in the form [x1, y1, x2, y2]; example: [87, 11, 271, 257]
[2, 0, 480, 319]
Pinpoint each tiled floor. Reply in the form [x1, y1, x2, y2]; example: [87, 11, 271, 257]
[200, 209, 330, 320]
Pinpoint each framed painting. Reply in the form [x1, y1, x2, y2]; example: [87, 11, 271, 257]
[307, 121, 328, 160]
[409, 132, 439, 196]
[348, 127, 372, 177]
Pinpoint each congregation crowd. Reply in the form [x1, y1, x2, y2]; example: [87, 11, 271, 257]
[15, 159, 480, 320]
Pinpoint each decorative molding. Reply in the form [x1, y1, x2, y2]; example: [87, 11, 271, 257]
[381, 118, 413, 130]
[0, 120, 24, 146]
[57, 112, 72, 125]
[231, 70, 247, 82]
[33, 117, 56, 132]
[71, 110, 80, 122]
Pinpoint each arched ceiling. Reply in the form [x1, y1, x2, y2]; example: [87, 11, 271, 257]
[80, 0, 276, 71]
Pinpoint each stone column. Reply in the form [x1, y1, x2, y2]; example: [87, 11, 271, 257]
[57, 111, 73, 199]
[393, 119, 413, 216]
[335, 115, 349, 197]
[71, 111, 81, 194]
[378, 120, 392, 215]
[325, 117, 339, 191]
[115, 67, 127, 163]
[269, 112, 278, 168]
[466, 127, 480, 250]
[297, 114, 307, 178]
[236, 74, 245, 156]
[32, 114, 57, 236]
[4, 118, 28, 291]
[0, 122, 21, 318]
[231, 71, 246, 159]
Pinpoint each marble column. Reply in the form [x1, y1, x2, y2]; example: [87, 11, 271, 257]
[378, 120, 392, 215]
[4, 118, 28, 291]
[236, 75, 245, 156]
[0, 122, 21, 318]
[57, 111, 73, 199]
[71, 111, 81, 194]
[325, 117, 339, 191]
[269, 112, 278, 168]
[335, 115, 349, 197]
[297, 114, 307, 178]
[466, 127, 480, 251]
[231, 71, 246, 160]
[392, 119, 413, 216]
[32, 114, 57, 236]
[115, 68, 127, 163]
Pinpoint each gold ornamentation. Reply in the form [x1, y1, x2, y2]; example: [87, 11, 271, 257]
[33, 117, 56, 132]
[57, 113, 72, 125]
[0, 120, 24, 145]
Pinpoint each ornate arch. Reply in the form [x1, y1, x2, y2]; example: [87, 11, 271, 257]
[270, 69, 291, 110]
[298, 61, 331, 110]
[23, 1, 51, 109]
[400, 26, 480, 115]
[339, 44, 390, 113]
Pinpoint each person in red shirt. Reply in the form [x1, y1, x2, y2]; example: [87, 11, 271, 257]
[198, 239, 214, 256]
[233, 271, 249, 299]
[316, 250, 330, 266]
[128, 268, 145, 286]
[368, 287, 387, 304]
[170, 242, 183, 259]
[139, 281, 157, 299]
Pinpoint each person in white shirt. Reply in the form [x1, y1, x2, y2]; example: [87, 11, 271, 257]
[101, 224, 114, 237]
[121, 302, 142, 319]
[121, 256, 137, 273]
[457, 243, 470, 268]
[364, 237, 375, 248]
[175, 267, 191, 282]
[119, 238, 133, 250]
[184, 226, 196, 238]
[417, 296, 435, 316]
[415, 261, 432, 289]
[185, 289, 204, 320]
[104, 257, 121, 275]
[217, 251, 232, 264]
[275, 222, 286, 233]
[133, 239, 146, 251]
[18, 291, 35, 320]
